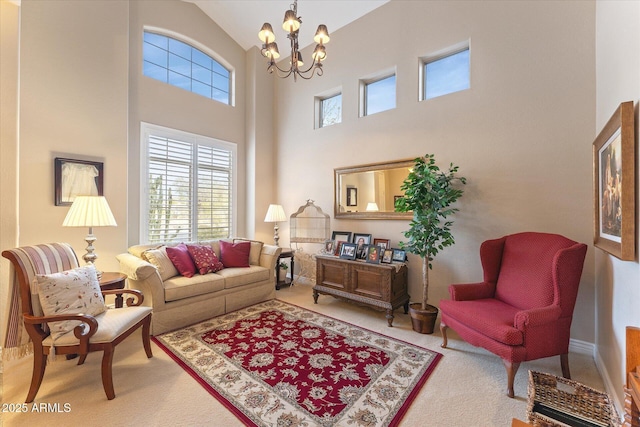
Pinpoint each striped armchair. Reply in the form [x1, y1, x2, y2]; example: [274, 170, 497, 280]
[2, 243, 153, 402]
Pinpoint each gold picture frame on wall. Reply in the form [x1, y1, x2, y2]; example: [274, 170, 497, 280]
[592, 101, 635, 260]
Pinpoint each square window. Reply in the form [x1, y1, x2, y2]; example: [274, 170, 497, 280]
[364, 75, 396, 116]
[424, 48, 469, 100]
[319, 94, 342, 128]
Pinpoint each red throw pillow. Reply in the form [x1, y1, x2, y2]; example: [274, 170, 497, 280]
[187, 244, 224, 275]
[165, 243, 197, 278]
[219, 240, 251, 268]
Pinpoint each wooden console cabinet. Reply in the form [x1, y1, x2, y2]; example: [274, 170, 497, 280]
[313, 255, 410, 326]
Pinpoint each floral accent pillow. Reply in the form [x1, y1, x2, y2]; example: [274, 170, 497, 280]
[35, 264, 107, 341]
[166, 243, 197, 278]
[187, 244, 224, 275]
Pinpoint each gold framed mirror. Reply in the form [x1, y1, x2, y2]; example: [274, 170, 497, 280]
[334, 158, 414, 220]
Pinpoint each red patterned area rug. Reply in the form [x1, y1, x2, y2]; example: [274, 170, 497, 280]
[152, 300, 441, 427]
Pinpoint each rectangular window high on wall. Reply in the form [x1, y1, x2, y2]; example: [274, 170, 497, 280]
[317, 93, 342, 128]
[141, 123, 236, 244]
[421, 42, 470, 101]
[361, 74, 396, 117]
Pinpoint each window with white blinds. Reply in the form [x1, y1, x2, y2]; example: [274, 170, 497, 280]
[141, 123, 236, 244]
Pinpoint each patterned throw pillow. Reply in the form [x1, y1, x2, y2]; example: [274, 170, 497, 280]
[35, 264, 107, 341]
[142, 246, 179, 281]
[166, 243, 197, 278]
[219, 240, 251, 268]
[186, 244, 224, 275]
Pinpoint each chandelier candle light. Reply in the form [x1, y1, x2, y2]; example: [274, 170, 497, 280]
[62, 195, 117, 278]
[264, 204, 287, 247]
[258, 0, 330, 81]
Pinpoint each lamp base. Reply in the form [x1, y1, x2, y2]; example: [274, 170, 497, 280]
[83, 232, 102, 279]
[273, 223, 280, 247]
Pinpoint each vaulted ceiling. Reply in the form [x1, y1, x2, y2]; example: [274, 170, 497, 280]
[185, 0, 390, 51]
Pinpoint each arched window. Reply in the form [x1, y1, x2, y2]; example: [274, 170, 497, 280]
[143, 31, 232, 105]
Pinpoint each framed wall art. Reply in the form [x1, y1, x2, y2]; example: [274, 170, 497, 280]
[592, 101, 635, 260]
[346, 187, 357, 206]
[54, 157, 104, 206]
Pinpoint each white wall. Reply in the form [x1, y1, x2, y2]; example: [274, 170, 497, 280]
[273, 0, 597, 342]
[594, 0, 640, 408]
[15, 0, 130, 274]
[127, 0, 249, 243]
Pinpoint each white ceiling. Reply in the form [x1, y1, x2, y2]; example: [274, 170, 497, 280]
[185, 0, 390, 51]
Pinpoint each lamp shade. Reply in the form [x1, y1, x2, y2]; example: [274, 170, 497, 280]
[264, 204, 286, 222]
[366, 202, 379, 212]
[63, 196, 117, 228]
[258, 22, 275, 43]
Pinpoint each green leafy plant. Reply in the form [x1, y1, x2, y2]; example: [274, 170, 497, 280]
[395, 154, 466, 310]
[279, 261, 289, 270]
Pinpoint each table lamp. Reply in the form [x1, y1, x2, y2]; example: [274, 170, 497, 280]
[62, 196, 117, 278]
[264, 204, 286, 246]
[366, 202, 379, 212]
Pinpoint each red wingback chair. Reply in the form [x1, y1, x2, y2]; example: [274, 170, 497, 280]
[439, 232, 587, 398]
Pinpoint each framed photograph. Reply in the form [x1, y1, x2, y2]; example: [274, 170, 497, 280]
[593, 101, 635, 260]
[366, 245, 381, 264]
[353, 233, 372, 260]
[331, 231, 353, 243]
[381, 249, 393, 264]
[334, 241, 345, 256]
[340, 243, 357, 260]
[323, 240, 335, 255]
[55, 157, 104, 206]
[373, 238, 390, 250]
[391, 249, 406, 263]
[346, 187, 357, 206]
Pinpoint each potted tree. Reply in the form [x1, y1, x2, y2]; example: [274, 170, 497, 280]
[395, 154, 466, 334]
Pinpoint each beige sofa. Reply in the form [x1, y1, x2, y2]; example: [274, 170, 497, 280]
[116, 239, 281, 335]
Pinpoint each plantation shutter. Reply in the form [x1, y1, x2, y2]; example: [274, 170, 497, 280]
[144, 126, 234, 244]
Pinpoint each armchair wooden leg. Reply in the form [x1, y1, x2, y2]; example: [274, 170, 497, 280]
[142, 315, 153, 358]
[101, 347, 116, 400]
[440, 322, 449, 348]
[560, 353, 570, 379]
[503, 360, 521, 398]
[78, 354, 88, 365]
[26, 346, 47, 403]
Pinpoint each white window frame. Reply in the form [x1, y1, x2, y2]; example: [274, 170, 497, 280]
[314, 90, 342, 129]
[140, 122, 237, 244]
[143, 26, 236, 107]
[419, 40, 470, 101]
[359, 69, 397, 117]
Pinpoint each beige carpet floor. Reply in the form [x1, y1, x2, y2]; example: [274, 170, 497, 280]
[1, 283, 605, 427]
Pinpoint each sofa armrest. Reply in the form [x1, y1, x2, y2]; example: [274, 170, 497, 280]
[116, 252, 165, 310]
[448, 281, 496, 301]
[116, 253, 157, 281]
[259, 245, 282, 271]
[514, 305, 562, 330]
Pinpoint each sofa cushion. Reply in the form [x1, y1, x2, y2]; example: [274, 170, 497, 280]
[216, 265, 270, 289]
[163, 273, 226, 302]
[166, 243, 197, 278]
[142, 246, 179, 281]
[219, 240, 251, 268]
[233, 238, 264, 266]
[128, 243, 161, 259]
[35, 264, 107, 341]
[187, 244, 224, 275]
[438, 298, 523, 346]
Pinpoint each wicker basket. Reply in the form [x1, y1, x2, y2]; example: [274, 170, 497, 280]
[527, 371, 620, 427]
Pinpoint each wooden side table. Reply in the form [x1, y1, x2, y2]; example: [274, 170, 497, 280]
[276, 249, 294, 290]
[100, 272, 127, 308]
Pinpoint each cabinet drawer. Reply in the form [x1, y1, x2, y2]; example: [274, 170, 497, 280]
[317, 258, 349, 290]
[352, 264, 389, 300]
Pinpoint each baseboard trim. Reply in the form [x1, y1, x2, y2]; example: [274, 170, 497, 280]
[569, 338, 594, 356]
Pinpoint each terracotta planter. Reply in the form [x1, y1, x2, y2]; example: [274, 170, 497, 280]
[409, 303, 439, 334]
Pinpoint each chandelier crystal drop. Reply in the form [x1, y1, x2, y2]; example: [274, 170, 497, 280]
[258, 0, 329, 81]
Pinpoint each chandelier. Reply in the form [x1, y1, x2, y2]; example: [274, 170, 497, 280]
[258, 0, 330, 81]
